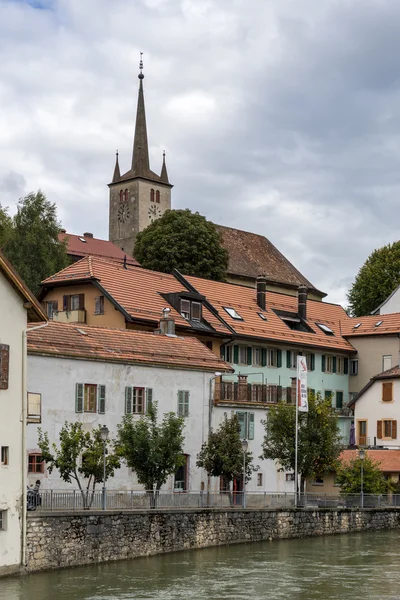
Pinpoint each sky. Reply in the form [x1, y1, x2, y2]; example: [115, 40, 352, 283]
[1, 0, 400, 306]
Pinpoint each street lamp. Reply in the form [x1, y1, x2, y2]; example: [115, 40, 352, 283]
[100, 425, 109, 511]
[359, 448, 365, 509]
[242, 439, 248, 509]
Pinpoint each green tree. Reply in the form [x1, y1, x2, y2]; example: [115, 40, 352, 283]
[347, 242, 400, 316]
[261, 392, 342, 494]
[116, 403, 186, 507]
[134, 209, 229, 281]
[2, 190, 68, 293]
[336, 453, 394, 495]
[38, 422, 120, 508]
[196, 414, 256, 505]
[0, 204, 12, 248]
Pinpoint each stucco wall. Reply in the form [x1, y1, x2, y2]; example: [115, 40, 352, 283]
[354, 377, 400, 447]
[348, 335, 400, 395]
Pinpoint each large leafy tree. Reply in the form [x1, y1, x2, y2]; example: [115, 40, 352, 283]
[196, 414, 256, 504]
[2, 190, 68, 293]
[116, 403, 186, 507]
[261, 392, 342, 493]
[134, 209, 229, 281]
[347, 242, 400, 316]
[336, 453, 394, 495]
[0, 204, 12, 247]
[38, 422, 120, 509]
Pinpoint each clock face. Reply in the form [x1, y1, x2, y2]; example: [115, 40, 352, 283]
[148, 204, 162, 223]
[117, 203, 130, 223]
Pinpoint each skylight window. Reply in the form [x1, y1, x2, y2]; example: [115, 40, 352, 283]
[258, 312, 267, 321]
[223, 307, 243, 320]
[78, 237, 87, 243]
[375, 321, 383, 327]
[316, 323, 334, 336]
[353, 323, 362, 329]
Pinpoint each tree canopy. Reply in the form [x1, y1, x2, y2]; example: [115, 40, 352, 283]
[1, 190, 68, 293]
[347, 242, 400, 317]
[261, 392, 343, 491]
[0, 204, 12, 247]
[336, 453, 394, 495]
[134, 209, 229, 281]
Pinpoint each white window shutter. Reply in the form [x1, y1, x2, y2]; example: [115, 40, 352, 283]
[98, 385, 106, 414]
[146, 388, 153, 413]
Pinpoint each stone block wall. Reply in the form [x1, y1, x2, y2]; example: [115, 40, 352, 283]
[26, 508, 400, 573]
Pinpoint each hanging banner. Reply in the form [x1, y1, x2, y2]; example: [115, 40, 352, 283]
[297, 355, 308, 412]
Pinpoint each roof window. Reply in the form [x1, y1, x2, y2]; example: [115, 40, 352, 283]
[258, 312, 267, 321]
[375, 320, 383, 327]
[78, 237, 87, 243]
[316, 323, 334, 336]
[180, 299, 202, 322]
[353, 323, 362, 329]
[223, 307, 243, 320]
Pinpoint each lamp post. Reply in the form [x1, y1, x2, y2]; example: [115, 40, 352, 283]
[241, 439, 248, 509]
[100, 425, 109, 511]
[359, 448, 365, 509]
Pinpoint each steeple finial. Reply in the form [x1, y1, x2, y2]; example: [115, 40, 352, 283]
[112, 149, 121, 183]
[160, 150, 169, 184]
[138, 52, 144, 80]
[132, 53, 150, 174]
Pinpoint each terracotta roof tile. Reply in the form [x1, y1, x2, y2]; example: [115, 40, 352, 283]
[59, 232, 139, 266]
[27, 322, 232, 372]
[340, 449, 400, 472]
[0, 250, 46, 322]
[342, 313, 400, 337]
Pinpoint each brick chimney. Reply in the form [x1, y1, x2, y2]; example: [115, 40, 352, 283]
[158, 308, 176, 335]
[256, 275, 267, 310]
[298, 285, 308, 321]
[83, 232, 93, 239]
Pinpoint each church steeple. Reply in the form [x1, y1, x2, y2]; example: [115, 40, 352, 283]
[132, 53, 150, 176]
[160, 150, 169, 184]
[112, 150, 121, 183]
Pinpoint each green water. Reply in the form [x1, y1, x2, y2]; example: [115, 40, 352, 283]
[1, 531, 400, 599]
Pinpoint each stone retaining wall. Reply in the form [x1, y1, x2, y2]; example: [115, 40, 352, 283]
[26, 508, 400, 573]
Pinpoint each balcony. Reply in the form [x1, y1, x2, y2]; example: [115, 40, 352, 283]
[214, 381, 294, 405]
[52, 309, 86, 324]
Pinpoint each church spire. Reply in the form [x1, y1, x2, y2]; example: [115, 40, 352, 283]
[160, 150, 169, 184]
[112, 150, 121, 183]
[132, 52, 150, 175]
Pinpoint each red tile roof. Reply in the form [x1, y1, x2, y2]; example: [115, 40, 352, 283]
[340, 449, 400, 472]
[59, 232, 139, 266]
[0, 250, 46, 322]
[27, 321, 232, 372]
[342, 313, 400, 337]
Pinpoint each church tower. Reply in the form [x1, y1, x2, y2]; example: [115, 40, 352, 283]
[108, 55, 172, 256]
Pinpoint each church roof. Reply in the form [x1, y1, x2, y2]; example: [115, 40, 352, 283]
[216, 225, 325, 298]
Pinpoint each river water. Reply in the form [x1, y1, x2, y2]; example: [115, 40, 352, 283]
[1, 530, 400, 600]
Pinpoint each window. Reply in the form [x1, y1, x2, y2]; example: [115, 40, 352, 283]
[1, 447, 9, 466]
[350, 359, 358, 376]
[70, 295, 80, 311]
[94, 296, 104, 315]
[150, 189, 155, 202]
[383, 355, 392, 372]
[119, 190, 124, 201]
[257, 473, 263, 487]
[178, 390, 189, 417]
[324, 390, 332, 401]
[27, 393, 41, 422]
[322, 355, 333, 373]
[287, 350, 300, 369]
[0, 511, 7, 531]
[191, 302, 201, 321]
[375, 320, 383, 327]
[155, 190, 160, 204]
[236, 411, 255, 440]
[305, 353, 315, 372]
[258, 312, 267, 321]
[124, 189, 129, 202]
[238, 346, 247, 365]
[382, 382, 393, 402]
[316, 323, 334, 335]
[353, 322, 362, 329]
[253, 347, 262, 367]
[125, 387, 151, 414]
[312, 476, 324, 485]
[223, 346, 233, 362]
[180, 299, 191, 319]
[28, 454, 44, 474]
[174, 455, 189, 491]
[0, 344, 10, 391]
[133, 388, 145, 414]
[223, 307, 243, 320]
[379, 419, 397, 440]
[45, 300, 58, 319]
[180, 299, 202, 321]
[63, 294, 84, 312]
[267, 349, 279, 368]
[285, 473, 295, 481]
[336, 357, 344, 375]
[75, 383, 105, 414]
[205, 341, 213, 351]
[336, 391, 343, 409]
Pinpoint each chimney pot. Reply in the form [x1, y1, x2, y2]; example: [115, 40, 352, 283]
[298, 285, 308, 321]
[83, 232, 93, 238]
[256, 275, 267, 310]
[59, 228, 67, 234]
[158, 307, 175, 335]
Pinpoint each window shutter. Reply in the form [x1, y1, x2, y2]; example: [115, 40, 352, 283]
[277, 350, 282, 368]
[377, 420, 382, 439]
[220, 346, 226, 360]
[98, 385, 106, 413]
[382, 382, 393, 402]
[247, 347, 252, 366]
[233, 345, 239, 364]
[146, 388, 153, 413]
[75, 383, 84, 413]
[236, 411, 246, 438]
[332, 356, 337, 373]
[392, 420, 397, 439]
[178, 390, 184, 416]
[336, 391, 343, 409]
[286, 350, 291, 368]
[0, 344, 10, 390]
[125, 387, 132, 414]
[78, 294, 85, 310]
[63, 295, 69, 311]
[184, 391, 189, 417]
[261, 348, 267, 367]
[344, 358, 349, 375]
[321, 355, 326, 372]
[311, 354, 315, 371]
[248, 413, 255, 440]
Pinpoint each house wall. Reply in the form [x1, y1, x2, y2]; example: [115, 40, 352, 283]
[348, 335, 400, 395]
[354, 378, 400, 448]
[375, 289, 400, 315]
[0, 271, 26, 574]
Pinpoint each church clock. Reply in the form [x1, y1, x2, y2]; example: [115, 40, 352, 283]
[117, 203, 130, 223]
[148, 204, 162, 223]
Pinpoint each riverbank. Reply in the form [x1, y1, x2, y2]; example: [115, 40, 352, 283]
[25, 507, 400, 573]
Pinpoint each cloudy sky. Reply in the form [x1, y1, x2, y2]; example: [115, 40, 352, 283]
[1, 0, 399, 305]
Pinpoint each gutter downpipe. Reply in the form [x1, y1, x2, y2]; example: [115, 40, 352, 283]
[21, 321, 49, 568]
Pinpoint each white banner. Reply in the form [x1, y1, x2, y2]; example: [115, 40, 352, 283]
[297, 355, 308, 412]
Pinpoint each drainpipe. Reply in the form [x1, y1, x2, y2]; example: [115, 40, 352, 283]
[208, 372, 222, 502]
[21, 321, 49, 568]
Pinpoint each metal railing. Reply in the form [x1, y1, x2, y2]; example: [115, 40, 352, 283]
[215, 382, 294, 405]
[29, 490, 400, 512]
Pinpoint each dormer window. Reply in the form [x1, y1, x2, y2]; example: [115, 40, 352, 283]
[192, 302, 201, 321]
[181, 299, 190, 319]
[180, 299, 202, 321]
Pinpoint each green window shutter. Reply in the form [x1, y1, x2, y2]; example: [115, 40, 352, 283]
[286, 350, 291, 368]
[125, 387, 132, 414]
[178, 391, 189, 417]
[324, 390, 331, 400]
[146, 388, 153, 413]
[277, 349, 282, 368]
[233, 345, 239, 364]
[336, 391, 343, 409]
[236, 411, 246, 438]
[185, 391, 189, 417]
[311, 354, 315, 371]
[75, 383, 83, 413]
[247, 347, 252, 366]
[344, 358, 349, 375]
[220, 346, 226, 360]
[248, 412, 255, 440]
[98, 385, 106, 414]
[332, 356, 337, 373]
[261, 348, 267, 367]
[178, 390, 184, 416]
[321, 355, 326, 372]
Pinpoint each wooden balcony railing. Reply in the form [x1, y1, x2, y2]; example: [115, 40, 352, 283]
[214, 382, 294, 405]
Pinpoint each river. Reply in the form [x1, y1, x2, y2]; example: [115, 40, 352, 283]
[1, 530, 399, 599]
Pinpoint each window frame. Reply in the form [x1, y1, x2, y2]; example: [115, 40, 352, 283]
[236, 411, 255, 440]
[70, 294, 80, 311]
[305, 352, 315, 372]
[350, 359, 358, 376]
[191, 301, 201, 321]
[253, 347, 262, 367]
[325, 355, 333, 373]
[45, 300, 58, 320]
[382, 419, 396, 440]
[267, 348, 278, 368]
[180, 299, 191, 319]
[28, 454, 44, 474]
[336, 357, 344, 375]
[257, 473, 263, 487]
[0, 510, 6, 531]
[84, 384, 97, 413]
[27, 392, 42, 423]
[383, 355, 392, 372]
[178, 390, 190, 417]
[133, 387, 145, 414]
[223, 306, 243, 320]
[1, 446, 9, 466]
[238, 346, 247, 366]
[94, 296, 104, 315]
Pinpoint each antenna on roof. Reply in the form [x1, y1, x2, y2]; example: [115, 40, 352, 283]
[123, 255, 127, 269]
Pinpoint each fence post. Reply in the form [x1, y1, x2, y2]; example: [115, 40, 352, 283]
[73, 489, 76, 511]
[50, 489, 53, 512]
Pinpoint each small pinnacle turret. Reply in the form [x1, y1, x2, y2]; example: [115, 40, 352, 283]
[160, 150, 169, 184]
[112, 150, 120, 183]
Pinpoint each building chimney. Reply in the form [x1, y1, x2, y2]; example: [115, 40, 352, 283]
[59, 228, 67, 234]
[158, 307, 175, 335]
[298, 285, 308, 321]
[83, 232, 93, 238]
[256, 275, 267, 310]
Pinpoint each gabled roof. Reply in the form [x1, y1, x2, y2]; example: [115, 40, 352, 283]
[342, 313, 400, 337]
[340, 449, 400, 472]
[0, 250, 46, 322]
[371, 284, 400, 315]
[216, 225, 326, 298]
[59, 232, 139, 266]
[27, 321, 232, 372]
[348, 365, 400, 407]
